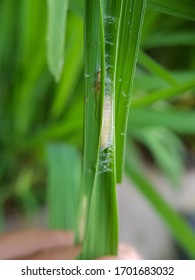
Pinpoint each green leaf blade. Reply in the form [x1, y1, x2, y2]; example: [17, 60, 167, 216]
[115, 0, 147, 183]
[129, 108, 195, 134]
[47, 0, 69, 82]
[148, 0, 195, 21]
[132, 78, 195, 108]
[47, 143, 80, 229]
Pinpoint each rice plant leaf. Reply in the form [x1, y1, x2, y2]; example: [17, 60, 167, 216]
[19, 0, 46, 69]
[125, 160, 195, 259]
[13, 0, 47, 136]
[134, 71, 169, 92]
[75, 0, 120, 259]
[130, 128, 184, 186]
[133, 70, 195, 93]
[74, 0, 102, 249]
[138, 50, 177, 85]
[51, 14, 84, 119]
[21, 119, 82, 150]
[143, 31, 195, 49]
[129, 108, 195, 134]
[81, 169, 118, 259]
[47, 0, 68, 82]
[132, 77, 195, 107]
[47, 143, 80, 229]
[115, 0, 147, 183]
[148, 0, 195, 21]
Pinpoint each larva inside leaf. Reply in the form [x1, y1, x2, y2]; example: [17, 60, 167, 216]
[100, 95, 113, 150]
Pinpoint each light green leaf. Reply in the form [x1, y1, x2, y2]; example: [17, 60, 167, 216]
[13, 0, 47, 136]
[130, 127, 184, 186]
[148, 0, 195, 21]
[143, 31, 195, 49]
[51, 14, 84, 119]
[132, 77, 195, 107]
[138, 50, 177, 85]
[74, 0, 102, 250]
[47, 0, 68, 82]
[129, 108, 195, 134]
[47, 143, 80, 229]
[115, 0, 147, 183]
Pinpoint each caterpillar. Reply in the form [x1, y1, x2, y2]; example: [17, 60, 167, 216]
[100, 94, 113, 150]
[95, 69, 113, 151]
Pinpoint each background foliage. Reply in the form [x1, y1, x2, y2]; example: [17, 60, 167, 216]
[0, 0, 195, 258]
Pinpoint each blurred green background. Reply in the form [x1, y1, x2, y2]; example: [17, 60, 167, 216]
[0, 0, 195, 259]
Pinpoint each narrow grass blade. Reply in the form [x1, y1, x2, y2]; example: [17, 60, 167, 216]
[132, 77, 195, 107]
[148, 0, 195, 21]
[51, 14, 83, 119]
[125, 160, 195, 259]
[13, 60, 47, 137]
[47, 143, 80, 229]
[130, 128, 184, 186]
[47, 0, 69, 82]
[19, 0, 46, 69]
[133, 70, 195, 92]
[20, 120, 82, 150]
[129, 108, 195, 134]
[143, 31, 195, 49]
[13, 0, 47, 136]
[138, 50, 177, 85]
[74, 0, 101, 247]
[115, 0, 147, 183]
